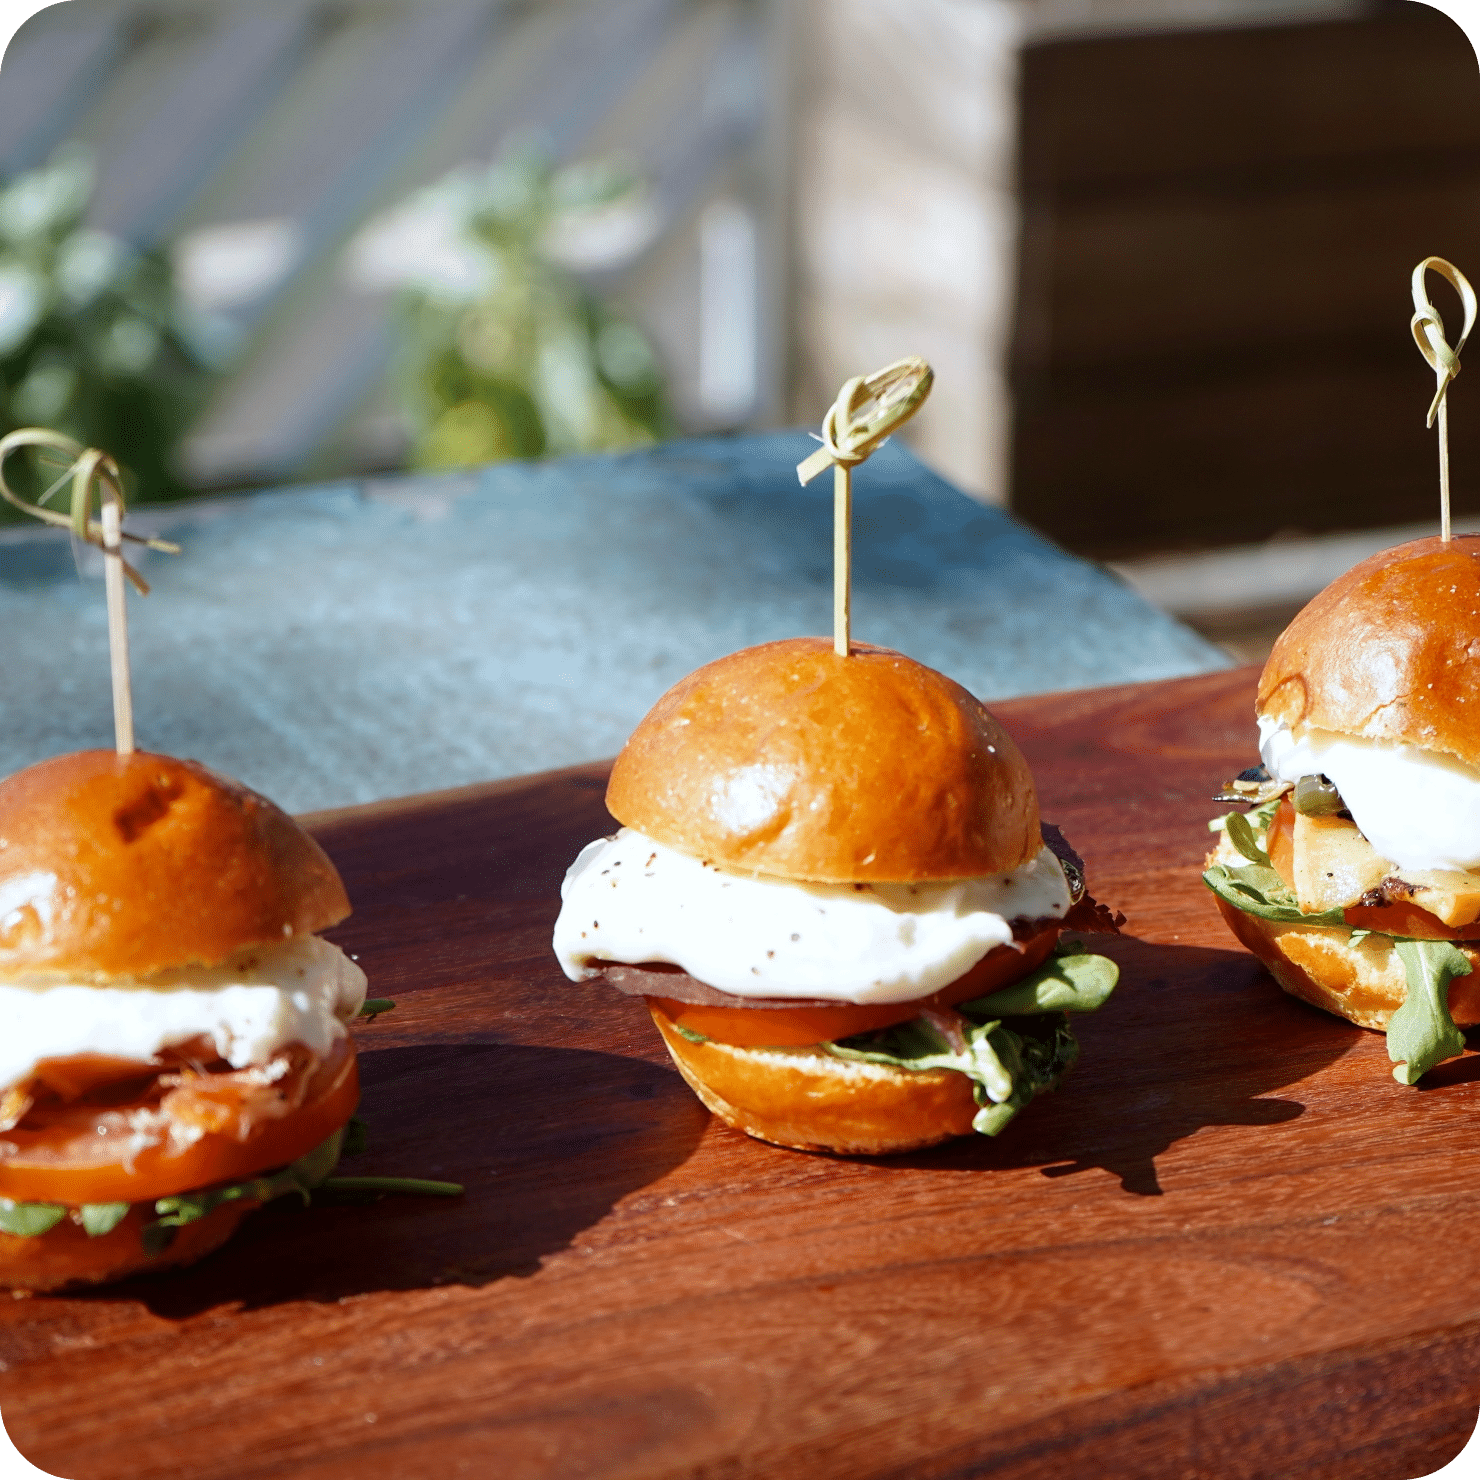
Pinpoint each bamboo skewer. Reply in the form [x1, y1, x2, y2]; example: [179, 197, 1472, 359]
[1410, 257, 1476, 543]
[797, 357, 934, 656]
[100, 494, 134, 754]
[0, 429, 179, 755]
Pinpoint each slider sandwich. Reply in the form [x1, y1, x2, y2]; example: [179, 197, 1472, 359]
[554, 638, 1119, 1154]
[1205, 536, 1480, 1082]
[0, 750, 390, 1291]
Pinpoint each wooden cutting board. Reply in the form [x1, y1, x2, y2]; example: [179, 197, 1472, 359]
[4, 666, 1478, 1480]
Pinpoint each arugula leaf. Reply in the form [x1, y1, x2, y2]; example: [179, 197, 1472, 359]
[669, 950, 1117, 1136]
[79, 1202, 131, 1237]
[1225, 810, 1272, 865]
[969, 1016, 1082, 1136]
[0, 1200, 133, 1240]
[342, 1115, 369, 1156]
[1210, 794, 1284, 839]
[317, 1177, 463, 1199]
[828, 1011, 1080, 1137]
[0, 1200, 65, 1236]
[142, 1127, 349, 1257]
[824, 951, 1115, 1136]
[962, 949, 1118, 1018]
[1202, 861, 1347, 926]
[1389, 939, 1474, 1085]
[1207, 854, 1472, 1085]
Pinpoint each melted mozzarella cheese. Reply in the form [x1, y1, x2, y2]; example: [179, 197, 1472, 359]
[0, 936, 367, 1093]
[1260, 714, 1480, 872]
[553, 828, 1071, 1004]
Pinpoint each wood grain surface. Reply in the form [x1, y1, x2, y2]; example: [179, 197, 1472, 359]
[4, 666, 1479, 1480]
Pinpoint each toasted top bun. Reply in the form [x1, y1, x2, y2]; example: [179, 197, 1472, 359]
[606, 637, 1040, 882]
[1258, 535, 1480, 767]
[0, 750, 350, 978]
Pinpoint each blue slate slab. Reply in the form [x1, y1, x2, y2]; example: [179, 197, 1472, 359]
[0, 432, 1228, 813]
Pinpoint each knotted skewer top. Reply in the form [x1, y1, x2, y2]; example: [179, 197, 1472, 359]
[1412, 256, 1476, 429]
[796, 357, 935, 488]
[0, 427, 179, 754]
[796, 357, 934, 656]
[0, 428, 179, 592]
[1410, 258, 1476, 544]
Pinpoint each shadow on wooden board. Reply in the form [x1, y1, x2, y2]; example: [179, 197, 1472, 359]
[70, 1042, 710, 1319]
[860, 937, 1357, 1195]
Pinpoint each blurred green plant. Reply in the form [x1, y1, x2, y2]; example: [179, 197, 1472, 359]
[353, 142, 670, 470]
[0, 145, 216, 522]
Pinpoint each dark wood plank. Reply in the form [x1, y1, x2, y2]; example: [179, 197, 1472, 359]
[1009, 5, 1480, 554]
[4, 667, 1479, 1479]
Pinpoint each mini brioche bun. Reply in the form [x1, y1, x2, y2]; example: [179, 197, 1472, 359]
[0, 750, 349, 977]
[1258, 535, 1480, 768]
[607, 637, 1040, 883]
[1213, 895, 1480, 1031]
[649, 1001, 979, 1154]
[0, 1199, 256, 1295]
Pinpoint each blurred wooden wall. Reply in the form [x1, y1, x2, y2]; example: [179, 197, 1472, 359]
[1010, 2, 1480, 559]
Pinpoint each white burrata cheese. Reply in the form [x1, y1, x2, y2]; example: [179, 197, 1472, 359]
[0, 935, 367, 1094]
[552, 828, 1071, 1004]
[1259, 714, 1480, 872]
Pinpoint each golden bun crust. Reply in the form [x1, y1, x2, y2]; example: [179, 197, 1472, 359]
[0, 750, 350, 977]
[0, 1199, 255, 1294]
[650, 1001, 979, 1154]
[1213, 896, 1480, 1030]
[1258, 535, 1480, 767]
[607, 638, 1039, 882]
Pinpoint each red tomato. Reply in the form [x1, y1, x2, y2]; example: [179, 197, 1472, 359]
[0, 1039, 358, 1205]
[651, 923, 1059, 1048]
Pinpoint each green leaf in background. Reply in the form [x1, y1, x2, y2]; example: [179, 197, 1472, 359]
[360, 139, 671, 474]
[0, 144, 216, 523]
[1389, 939, 1473, 1085]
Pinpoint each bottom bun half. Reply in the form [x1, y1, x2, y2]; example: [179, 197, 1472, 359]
[1214, 897, 1480, 1030]
[0, 1200, 256, 1295]
[649, 1002, 978, 1155]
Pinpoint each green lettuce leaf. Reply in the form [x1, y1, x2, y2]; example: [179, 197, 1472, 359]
[1225, 809, 1272, 865]
[1205, 798, 1346, 926]
[1206, 809, 1476, 1086]
[0, 1200, 66, 1237]
[79, 1202, 131, 1237]
[824, 949, 1118, 1137]
[962, 947, 1118, 1018]
[0, 1120, 462, 1256]
[1202, 861, 1348, 927]
[827, 1011, 1081, 1137]
[1389, 939, 1474, 1085]
[142, 1126, 350, 1257]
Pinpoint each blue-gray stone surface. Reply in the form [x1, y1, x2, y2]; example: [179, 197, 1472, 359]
[0, 433, 1228, 813]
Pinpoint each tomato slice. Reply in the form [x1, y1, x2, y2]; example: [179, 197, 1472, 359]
[0, 1038, 359, 1205]
[651, 923, 1060, 1048]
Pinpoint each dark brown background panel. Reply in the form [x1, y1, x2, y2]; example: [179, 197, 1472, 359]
[1012, 2, 1480, 557]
